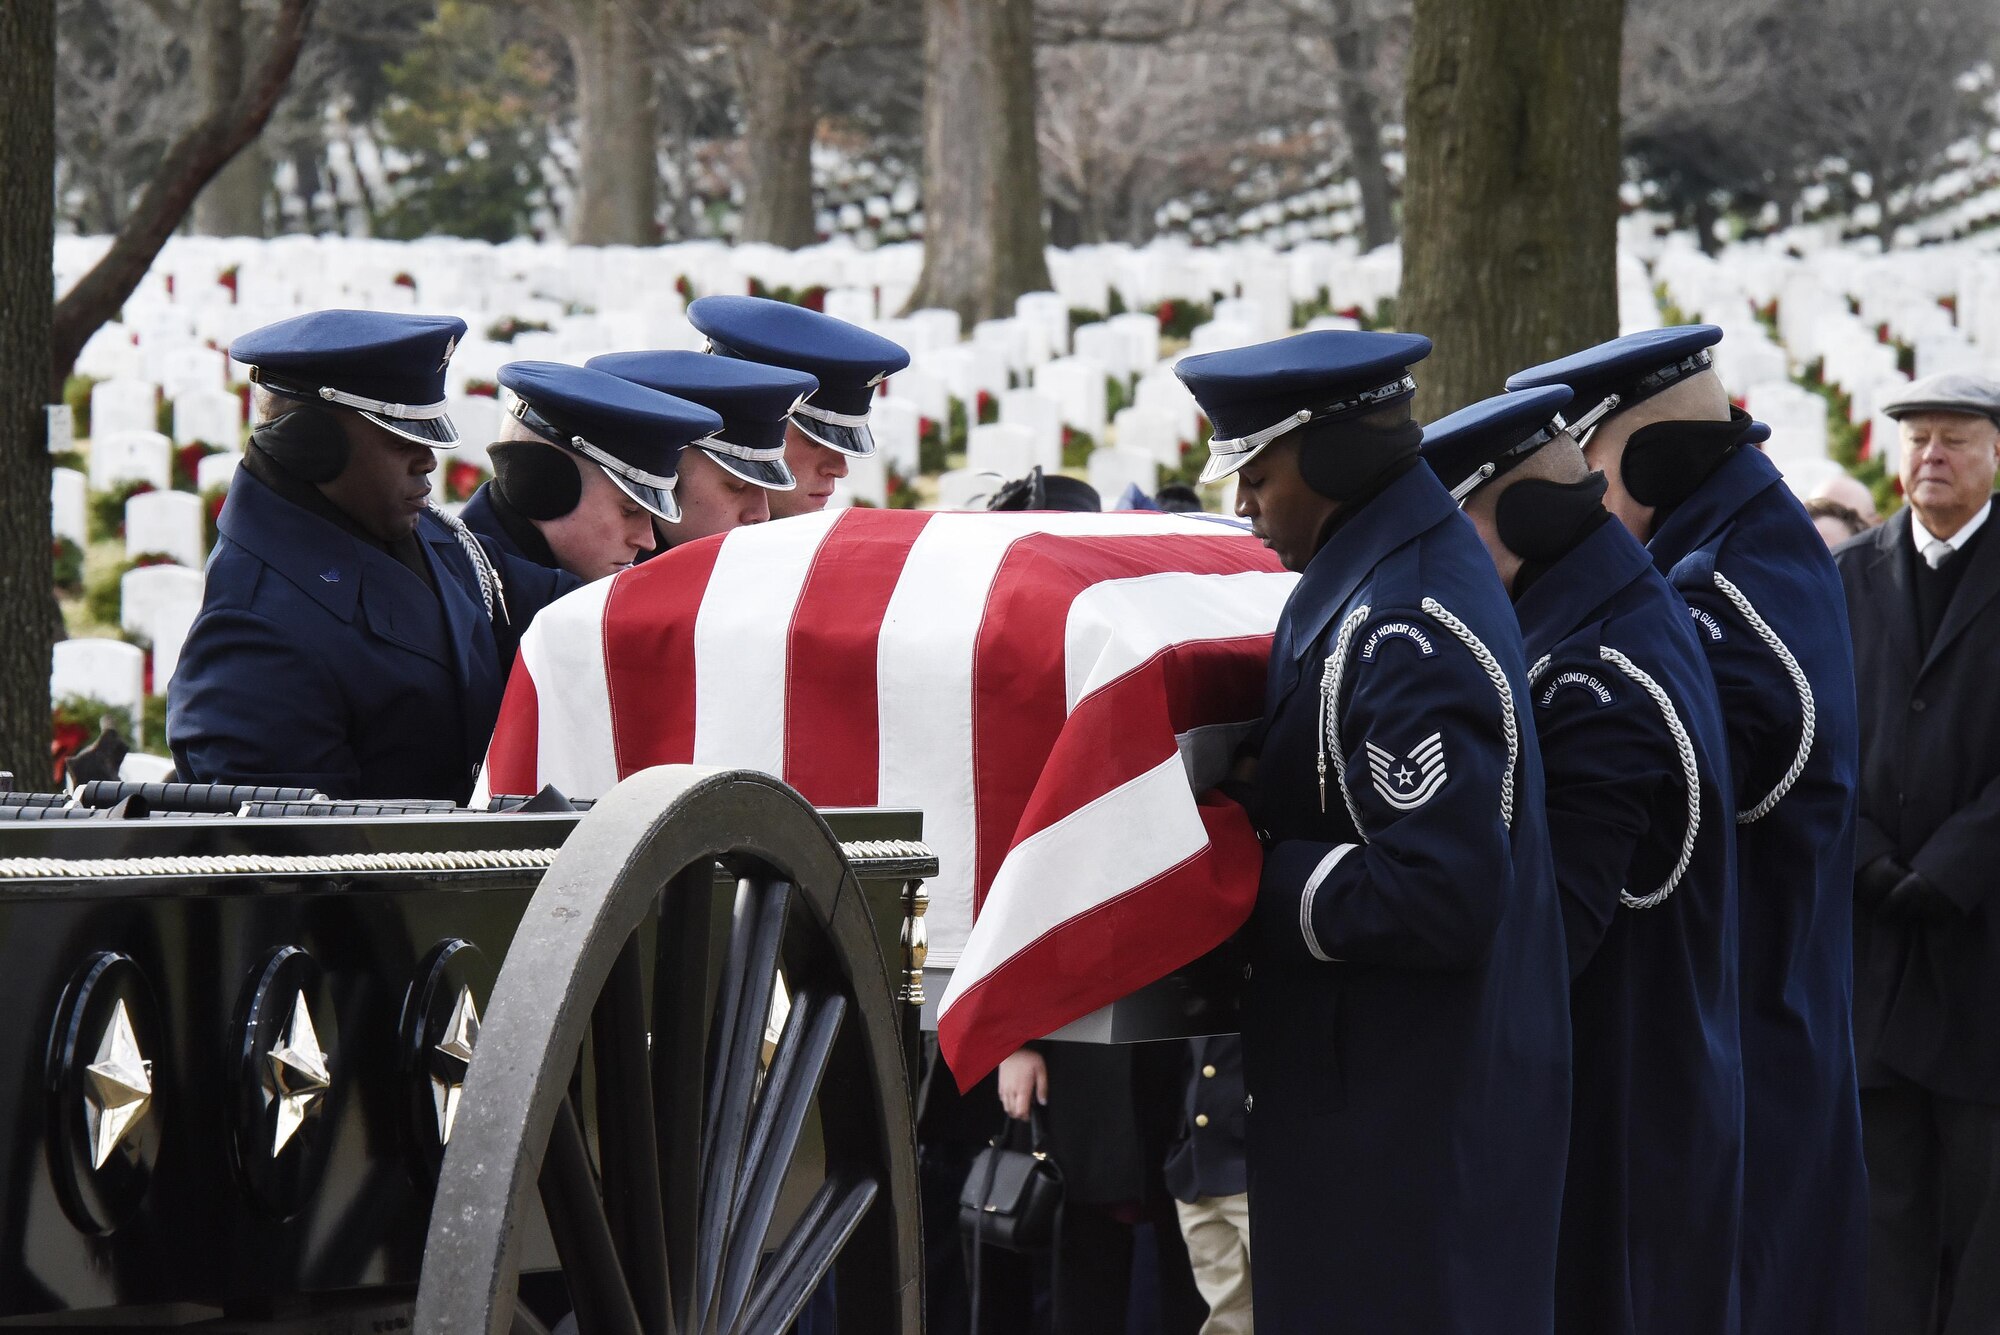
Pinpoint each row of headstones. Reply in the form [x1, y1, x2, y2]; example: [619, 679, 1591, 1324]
[50, 472, 224, 572]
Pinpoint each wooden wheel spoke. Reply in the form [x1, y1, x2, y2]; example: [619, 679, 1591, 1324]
[694, 877, 790, 1326]
[592, 935, 673, 1334]
[651, 862, 723, 1333]
[538, 1098, 644, 1335]
[735, 1177, 879, 1335]
[714, 992, 848, 1333]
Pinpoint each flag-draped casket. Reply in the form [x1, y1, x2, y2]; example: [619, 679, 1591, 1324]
[482, 507, 1295, 1082]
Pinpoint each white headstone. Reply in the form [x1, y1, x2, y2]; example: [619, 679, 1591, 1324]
[171, 386, 244, 449]
[197, 451, 240, 494]
[1000, 389, 1065, 472]
[1015, 291, 1071, 359]
[125, 490, 206, 567]
[1086, 445, 1160, 500]
[872, 397, 922, 475]
[90, 430, 173, 492]
[1114, 406, 1188, 468]
[118, 752, 179, 784]
[47, 404, 74, 455]
[935, 467, 998, 511]
[90, 379, 160, 439]
[50, 638, 146, 721]
[907, 308, 963, 351]
[966, 423, 1038, 480]
[824, 288, 878, 326]
[884, 367, 949, 423]
[51, 468, 87, 547]
[118, 564, 204, 688]
[158, 345, 229, 400]
[1031, 358, 1110, 440]
[843, 451, 889, 506]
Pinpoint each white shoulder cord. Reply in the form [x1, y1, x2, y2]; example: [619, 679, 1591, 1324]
[428, 503, 511, 626]
[1317, 605, 1372, 830]
[1420, 597, 1519, 830]
[1709, 571, 1814, 824]
[1597, 647, 1703, 908]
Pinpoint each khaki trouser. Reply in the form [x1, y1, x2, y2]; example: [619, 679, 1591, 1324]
[1175, 1192, 1253, 1335]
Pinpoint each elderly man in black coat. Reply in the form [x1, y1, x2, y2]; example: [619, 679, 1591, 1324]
[1835, 371, 2000, 1335]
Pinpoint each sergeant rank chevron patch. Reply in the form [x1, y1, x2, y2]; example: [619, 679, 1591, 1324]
[1366, 732, 1447, 810]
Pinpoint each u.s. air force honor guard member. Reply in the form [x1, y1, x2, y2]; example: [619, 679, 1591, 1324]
[1176, 331, 1572, 1334]
[168, 310, 575, 803]
[1422, 387, 1744, 1335]
[685, 295, 910, 516]
[1510, 325, 1867, 1335]
[460, 361, 723, 581]
[585, 349, 818, 545]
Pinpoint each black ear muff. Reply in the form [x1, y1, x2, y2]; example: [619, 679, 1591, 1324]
[1621, 411, 1752, 510]
[250, 405, 350, 484]
[490, 440, 584, 521]
[1296, 416, 1424, 502]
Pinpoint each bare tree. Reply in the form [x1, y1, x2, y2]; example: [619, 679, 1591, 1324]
[906, 0, 1051, 323]
[1400, 0, 1624, 417]
[1, 0, 59, 789]
[50, 0, 316, 396]
[1277, 0, 1407, 250]
[55, 0, 200, 234]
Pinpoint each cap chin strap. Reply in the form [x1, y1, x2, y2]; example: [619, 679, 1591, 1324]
[793, 400, 872, 429]
[1449, 421, 1569, 505]
[251, 368, 452, 422]
[511, 397, 680, 492]
[1565, 346, 1717, 446]
[1206, 374, 1418, 469]
[696, 433, 786, 464]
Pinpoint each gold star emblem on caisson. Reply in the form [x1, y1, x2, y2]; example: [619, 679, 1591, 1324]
[266, 991, 331, 1158]
[430, 986, 480, 1145]
[84, 998, 153, 1171]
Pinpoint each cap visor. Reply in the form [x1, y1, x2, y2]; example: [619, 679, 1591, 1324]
[791, 414, 875, 458]
[706, 448, 796, 490]
[365, 409, 460, 448]
[1197, 440, 1267, 486]
[605, 469, 681, 525]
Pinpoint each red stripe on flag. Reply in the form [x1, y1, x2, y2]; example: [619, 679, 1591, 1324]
[970, 534, 1280, 909]
[939, 791, 1262, 1088]
[601, 537, 725, 779]
[484, 656, 542, 796]
[783, 509, 933, 805]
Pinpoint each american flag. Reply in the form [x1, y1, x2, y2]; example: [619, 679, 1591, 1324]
[482, 507, 1294, 1085]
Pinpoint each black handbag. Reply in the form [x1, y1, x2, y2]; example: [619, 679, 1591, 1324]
[958, 1107, 1064, 1252]
[961, 1109, 1065, 1335]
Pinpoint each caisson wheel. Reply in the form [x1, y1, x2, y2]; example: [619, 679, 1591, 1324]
[415, 767, 921, 1335]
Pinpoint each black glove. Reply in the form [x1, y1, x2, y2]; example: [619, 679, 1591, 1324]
[1879, 872, 1966, 927]
[1856, 856, 1910, 910]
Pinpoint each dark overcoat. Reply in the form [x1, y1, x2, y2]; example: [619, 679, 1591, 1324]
[1647, 444, 1867, 1335]
[1517, 516, 1744, 1335]
[168, 466, 569, 802]
[1836, 504, 2000, 1103]
[1241, 463, 1572, 1334]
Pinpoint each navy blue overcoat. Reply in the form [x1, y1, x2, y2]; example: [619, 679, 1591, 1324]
[168, 466, 571, 802]
[1241, 463, 1572, 1334]
[1517, 515, 1744, 1335]
[1647, 443, 1866, 1335]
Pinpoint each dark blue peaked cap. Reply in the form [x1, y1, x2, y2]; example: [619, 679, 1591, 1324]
[230, 309, 468, 447]
[1174, 329, 1432, 485]
[685, 295, 910, 458]
[1506, 325, 1724, 439]
[1420, 386, 1575, 502]
[497, 361, 722, 525]
[586, 349, 816, 491]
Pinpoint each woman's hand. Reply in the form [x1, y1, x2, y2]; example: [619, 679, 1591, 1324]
[997, 1048, 1049, 1122]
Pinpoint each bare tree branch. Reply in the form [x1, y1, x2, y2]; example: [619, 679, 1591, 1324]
[50, 0, 317, 395]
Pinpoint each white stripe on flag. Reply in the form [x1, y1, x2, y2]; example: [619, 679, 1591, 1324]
[1063, 569, 1297, 711]
[938, 751, 1210, 1018]
[691, 510, 841, 773]
[878, 511, 1213, 967]
[526, 575, 619, 797]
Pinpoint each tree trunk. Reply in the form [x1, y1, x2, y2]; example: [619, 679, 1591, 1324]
[194, 140, 269, 236]
[1399, 0, 1623, 419]
[1, 0, 59, 789]
[905, 0, 1052, 324]
[565, 0, 658, 246]
[49, 0, 316, 395]
[1329, 13, 1394, 251]
[735, 22, 818, 250]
